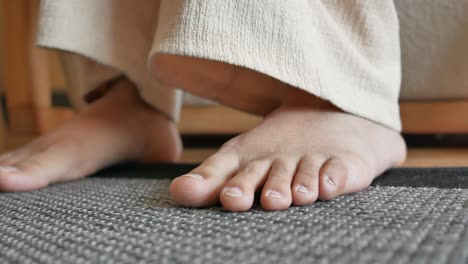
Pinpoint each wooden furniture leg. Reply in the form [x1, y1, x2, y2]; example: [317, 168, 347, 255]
[1, 0, 51, 136]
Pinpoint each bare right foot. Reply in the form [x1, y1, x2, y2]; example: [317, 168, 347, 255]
[170, 88, 406, 211]
[0, 78, 182, 192]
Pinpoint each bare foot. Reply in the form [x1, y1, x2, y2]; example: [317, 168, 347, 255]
[170, 88, 406, 211]
[0, 78, 182, 192]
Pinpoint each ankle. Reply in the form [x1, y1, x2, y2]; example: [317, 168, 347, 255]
[140, 120, 183, 163]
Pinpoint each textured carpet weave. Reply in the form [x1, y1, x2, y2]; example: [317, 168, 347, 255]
[1, 167, 468, 263]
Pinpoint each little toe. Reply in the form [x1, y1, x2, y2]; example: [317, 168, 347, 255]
[318, 155, 372, 201]
[260, 159, 296, 211]
[220, 159, 271, 212]
[291, 156, 324, 206]
[170, 145, 240, 207]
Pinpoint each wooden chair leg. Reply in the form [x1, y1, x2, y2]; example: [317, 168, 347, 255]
[1, 0, 51, 136]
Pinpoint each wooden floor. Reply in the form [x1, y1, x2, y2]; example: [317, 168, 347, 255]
[2, 134, 468, 168]
[182, 148, 468, 168]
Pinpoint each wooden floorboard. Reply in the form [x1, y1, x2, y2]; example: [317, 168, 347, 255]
[182, 148, 468, 168]
[2, 134, 468, 168]
[178, 103, 468, 135]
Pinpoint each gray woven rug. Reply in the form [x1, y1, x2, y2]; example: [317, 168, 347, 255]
[1, 165, 468, 264]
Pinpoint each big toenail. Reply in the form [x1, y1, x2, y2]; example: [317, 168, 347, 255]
[182, 174, 204, 180]
[295, 185, 309, 193]
[0, 166, 18, 174]
[265, 189, 283, 199]
[223, 187, 243, 197]
[324, 175, 336, 187]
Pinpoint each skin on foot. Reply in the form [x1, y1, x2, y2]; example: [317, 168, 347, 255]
[0, 78, 182, 192]
[170, 88, 406, 212]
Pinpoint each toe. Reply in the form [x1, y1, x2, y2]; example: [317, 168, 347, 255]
[0, 149, 29, 166]
[220, 159, 271, 212]
[170, 145, 240, 207]
[291, 155, 324, 206]
[0, 149, 40, 191]
[317, 157, 347, 201]
[0, 158, 50, 192]
[318, 155, 372, 201]
[0, 151, 14, 163]
[260, 159, 296, 211]
[0, 165, 25, 191]
[0, 143, 83, 192]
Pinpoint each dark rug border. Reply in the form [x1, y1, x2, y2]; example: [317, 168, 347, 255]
[93, 163, 468, 189]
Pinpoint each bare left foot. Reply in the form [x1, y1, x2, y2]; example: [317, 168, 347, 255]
[170, 88, 406, 211]
[0, 78, 182, 192]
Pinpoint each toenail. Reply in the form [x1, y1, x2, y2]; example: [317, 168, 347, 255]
[223, 187, 243, 197]
[182, 173, 204, 180]
[265, 189, 283, 199]
[324, 175, 336, 187]
[295, 184, 309, 194]
[0, 166, 18, 174]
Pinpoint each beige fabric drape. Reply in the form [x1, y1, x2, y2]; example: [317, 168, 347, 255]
[38, 0, 182, 120]
[37, 0, 468, 131]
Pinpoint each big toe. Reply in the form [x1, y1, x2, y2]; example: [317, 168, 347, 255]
[0, 165, 36, 191]
[0, 141, 85, 192]
[170, 145, 240, 207]
[0, 161, 50, 192]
